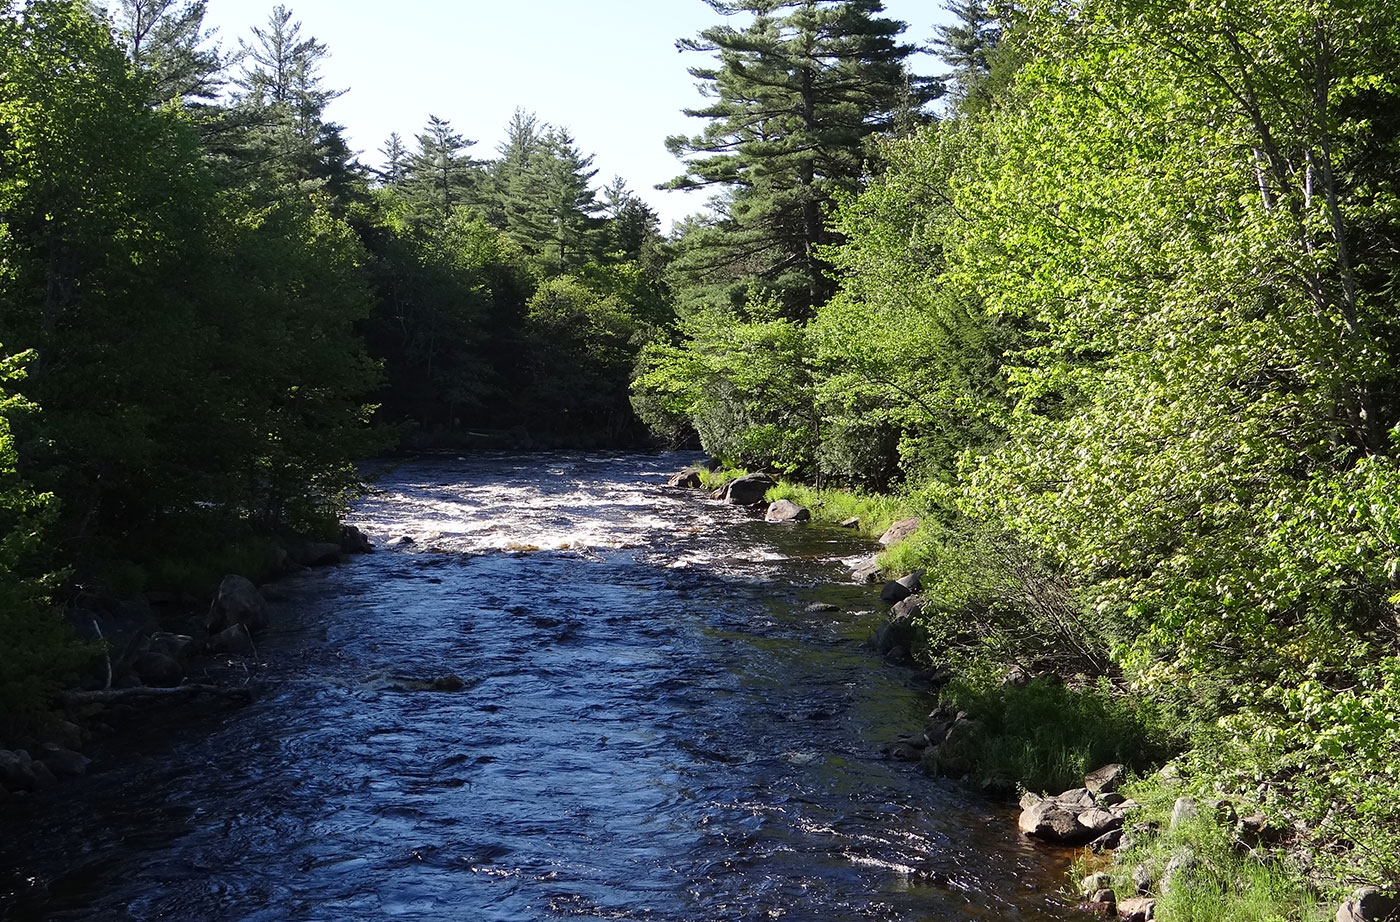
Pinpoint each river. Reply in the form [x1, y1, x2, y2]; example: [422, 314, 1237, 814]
[0, 452, 1077, 921]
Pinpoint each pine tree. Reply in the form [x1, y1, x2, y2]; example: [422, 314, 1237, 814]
[402, 115, 478, 221]
[376, 131, 408, 186]
[107, 0, 222, 105]
[930, 0, 1001, 108]
[666, 0, 938, 317]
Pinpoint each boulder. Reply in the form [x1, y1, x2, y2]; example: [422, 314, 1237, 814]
[891, 594, 923, 620]
[1057, 787, 1098, 811]
[207, 575, 269, 634]
[850, 557, 884, 584]
[29, 760, 57, 790]
[1089, 829, 1124, 852]
[667, 468, 704, 488]
[148, 632, 194, 665]
[718, 473, 776, 506]
[1003, 665, 1032, 687]
[765, 499, 811, 523]
[1161, 849, 1195, 896]
[1118, 897, 1156, 921]
[0, 749, 37, 791]
[135, 652, 184, 688]
[208, 623, 256, 656]
[1077, 808, 1125, 837]
[872, 604, 919, 656]
[293, 542, 342, 567]
[879, 517, 921, 547]
[880, 571, 923, 604]
[1018, 800, 1094, 844]
[37, 745, 89, 777]
[1081, 873, 1114, 898]
[340, 524, 374, 554]
[935, 718, 983, 775]
[1170, 797, 1198, 829]
[1338, 888, 1400, 922]
[1085, 763, 1126, 794]
[839, 517, 860, 529]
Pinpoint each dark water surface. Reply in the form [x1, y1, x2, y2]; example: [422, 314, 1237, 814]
[0, 453, 1077, 921]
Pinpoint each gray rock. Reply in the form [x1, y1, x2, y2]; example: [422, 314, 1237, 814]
[0, 749, 37, 791]
[38, 745, 89, 777]
[891, 594, 924, 619]
[718, 473, 776, 506]
[1020, 791, 1045, 811]
[1018, 800, 1094, 844]
[1085, 763, 1126, 794]
[340, 524, 374, 554]
[1338, 887, 1400, 922]
[1003, 665, 1031, 687]
[851, 557, 884, 584]
[1081, 873, 1113, 897]
[838, 516, 860, 529]
[1132, 862, 1158, 895]
[1118, 897, 1156, 921]
[148, 632, 194, 664]
[135, 652, 183, 688]
[208, 623, 256, 656]
[1170, 797, 1198, 829]
[1056, 787, 1098, 810]
[1098, 791, 1128, 808]
[879, 517, 921, 547]
[1089, 828, 1124, 851]
[765, 499, 811, 523]
[880, 571, 923, 604]
[1077, 808, 1125, 836]
[294, 542, 343, 567]
[207, 575, 269, 634]
[1161, 849, 1195, 896]
[667, 468, 704, 488]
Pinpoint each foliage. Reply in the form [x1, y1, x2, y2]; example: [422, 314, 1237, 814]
[0, 350, 87, 730]
[937, 674, 1180, 793]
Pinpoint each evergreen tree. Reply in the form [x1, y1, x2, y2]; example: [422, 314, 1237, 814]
[402, 114, 478, 221]
[666, 0, 938, 317]
[107, 0, 222, 105]
[930, 0, 1001, 107]
[376, 131, 408, 186]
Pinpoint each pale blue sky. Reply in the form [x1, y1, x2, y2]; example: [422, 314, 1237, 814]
[196, 0, 948, 228]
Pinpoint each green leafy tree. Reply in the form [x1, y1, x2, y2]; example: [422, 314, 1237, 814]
[401, 114, 479, 221]
[106, 0, 222, 105]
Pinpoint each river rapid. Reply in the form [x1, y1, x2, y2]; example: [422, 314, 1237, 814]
[0, 452, 1078, 921]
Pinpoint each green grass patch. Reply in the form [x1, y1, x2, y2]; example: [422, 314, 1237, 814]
[765, 479, 915, 539]
[1095, 789, 1330, 922]
[697, 466, 749, 490]
[938, 674, 1181, 793]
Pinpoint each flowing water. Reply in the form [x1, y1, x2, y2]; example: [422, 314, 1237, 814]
[0, 453, 1079, 922]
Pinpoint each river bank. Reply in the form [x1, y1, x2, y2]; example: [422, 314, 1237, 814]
[682, 468, 1392, 922]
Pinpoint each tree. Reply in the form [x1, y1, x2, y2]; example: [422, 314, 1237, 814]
[376, 131, 408, 186]
[401, 115, 478, 221]
[666, 0, 938, 317]
[106, 0, 222, 105]
[929, 0, 1001, 107]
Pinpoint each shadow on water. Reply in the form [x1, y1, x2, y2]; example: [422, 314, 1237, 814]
[0, 452, 1079, 922]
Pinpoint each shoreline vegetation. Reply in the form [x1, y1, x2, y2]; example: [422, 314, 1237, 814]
[683, 465, 1394, 921]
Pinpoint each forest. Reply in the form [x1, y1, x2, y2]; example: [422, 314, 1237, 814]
[4, 0, 1400, 917]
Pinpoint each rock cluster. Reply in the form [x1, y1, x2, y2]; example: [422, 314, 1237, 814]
[0, 745, 89, 798]
[1017, 764, 1133, 849]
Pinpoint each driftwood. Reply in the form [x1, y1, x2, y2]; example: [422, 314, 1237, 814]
[61, 683, 260, 706]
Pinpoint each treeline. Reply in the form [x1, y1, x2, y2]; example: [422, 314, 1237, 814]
[0, 0, 670, 720]
[636, 0, 1400, 900]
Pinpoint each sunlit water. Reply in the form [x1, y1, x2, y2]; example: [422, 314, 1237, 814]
[0, 453, 1077, 921]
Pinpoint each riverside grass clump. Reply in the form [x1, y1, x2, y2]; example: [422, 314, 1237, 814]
[1073, 781, 1330, 922]
[764, 480, 912, 539]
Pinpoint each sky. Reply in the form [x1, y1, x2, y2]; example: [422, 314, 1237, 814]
[196, 0, 949, 229]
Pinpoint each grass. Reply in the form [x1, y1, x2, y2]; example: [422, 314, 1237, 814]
[765, 479, 916, 540]
[1091, 790, 1331, 922]
[937, 674, 1182, 793]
